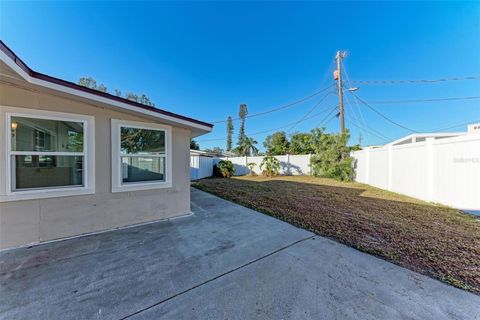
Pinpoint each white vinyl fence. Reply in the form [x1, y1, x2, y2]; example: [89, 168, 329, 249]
[190, 155, 213, 180]
[352, 134, 480, 211]
[214, 154, 312, 176]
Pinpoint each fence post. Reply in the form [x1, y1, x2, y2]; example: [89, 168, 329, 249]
[287, 154, 290, 175]
[387, 145, 393, 190]
[426, 137, 435, 202]
[365, 147, 371, 184]
[309, 153, 312, 175]
[245, 155, 248, 175]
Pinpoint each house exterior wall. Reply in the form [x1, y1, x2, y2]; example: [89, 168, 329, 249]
[0, 83, 191, 249]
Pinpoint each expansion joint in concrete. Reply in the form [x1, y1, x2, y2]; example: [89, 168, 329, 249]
[119, 235, 315, 319]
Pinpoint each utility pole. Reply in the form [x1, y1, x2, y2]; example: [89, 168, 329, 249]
[335, 50, 346, 134]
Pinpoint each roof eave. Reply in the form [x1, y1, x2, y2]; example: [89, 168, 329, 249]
[0, 41, 213, 134]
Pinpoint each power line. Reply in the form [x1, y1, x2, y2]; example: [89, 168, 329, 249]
[349, 76, 480, 85]
[211, 83, 336, 123]
[287, 90, 334, 132]
[343, 96, 391, 141]
[320, 111, 338, 128]
[348, 96, 480, 105]
[198, 105, 338, 142]
[345, 115, 391, 143]
[315, 107, 338, 128]
[350, 92, 418, 133]
[341, 59, 372, 145]
[431, 119, 480, 132]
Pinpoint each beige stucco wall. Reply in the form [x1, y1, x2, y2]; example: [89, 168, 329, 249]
[0, 83, 192, 249]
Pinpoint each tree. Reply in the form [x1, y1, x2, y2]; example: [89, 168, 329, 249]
[204, 147, 225, 155]
[247, 162, 257, 176]
[260, 156, 280, 177]
[235, 136, 258, 156]
[78, 77, 155, 106]
[226, 116, 234, 152]
[309, 128, 354, 181]
[190, 139, 200, 150]
[124, 92, 155, 107]
[78, 76, 107, 92]
[120, 127, 164, 153]
[289, 132, 315, 154]
[214, 160, 235, 178]
[263, 131, 290, 155]
[138, 94, 155, 107]
[237, 104, 248, 147]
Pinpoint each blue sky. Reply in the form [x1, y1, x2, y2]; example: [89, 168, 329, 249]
[1, 1, 479, 150]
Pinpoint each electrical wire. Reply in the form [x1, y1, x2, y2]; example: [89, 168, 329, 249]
[198, 105, 338, 142]
[211, 83, 336, 123]
[315, 107, 338, 128]
[350, 92, 418, 133]
[319, 111, 338, 128]
[345, 115, 391, 143]
[343, 97, 392, 141]
[349, 96, 480, 105]
[431, 119, 480, 132]
[341, 60, 372, 144]
[287, 90, 334, 133]
[349, 76, 480, 85]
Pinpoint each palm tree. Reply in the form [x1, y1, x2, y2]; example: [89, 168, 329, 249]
[236, 136, 258, 156]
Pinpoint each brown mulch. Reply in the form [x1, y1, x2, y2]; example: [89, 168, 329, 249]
[192, 176, 480, 294]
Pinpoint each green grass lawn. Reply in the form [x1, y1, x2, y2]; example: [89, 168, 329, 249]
[192, 176, 480, 294]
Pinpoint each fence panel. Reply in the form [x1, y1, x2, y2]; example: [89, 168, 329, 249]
[352, 134, 480, 210]
[216, 154, 312, 176]
[433, 135, 480, 210]
[190, 155, 213, 180]
[390, 144, 428, 200]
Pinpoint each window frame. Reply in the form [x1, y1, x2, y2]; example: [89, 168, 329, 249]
[0, 106, 95, 202]
[111, 119, 172, 193]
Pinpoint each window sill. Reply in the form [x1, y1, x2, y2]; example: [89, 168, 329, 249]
[112, 181, 173, 193]
[0, 187, 95, 202]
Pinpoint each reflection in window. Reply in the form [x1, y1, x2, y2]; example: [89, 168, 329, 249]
[10, 116, 85, 191]
[119, 126, 167, 184]
[120, 127, 165, 154]
[121, 157, 165, 183]
[13, 155, 83, 190]
[11, 116, 84, 152]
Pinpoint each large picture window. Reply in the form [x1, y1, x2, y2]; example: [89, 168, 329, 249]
[10, 116, 85, 190]
[112, 120, 172, 192]
[1, 107, 95, 202]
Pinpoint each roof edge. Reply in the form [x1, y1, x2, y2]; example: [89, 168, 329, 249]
[0, 40, 213, 129]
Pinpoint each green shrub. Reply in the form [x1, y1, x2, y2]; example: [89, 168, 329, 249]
[309, 128, 353, 181]
[247, 162, 257, 176]
[260, 156, 280, 177]
[214, 160, 235, 178]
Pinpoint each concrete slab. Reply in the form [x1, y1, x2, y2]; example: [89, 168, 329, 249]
[1, 188, 479, 320]
[131, 236, 480, 320]
[0, 189, 311, 320]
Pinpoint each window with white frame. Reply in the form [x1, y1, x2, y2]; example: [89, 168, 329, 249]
[1, 107, 95, 201]
[111, 119, 172, 192]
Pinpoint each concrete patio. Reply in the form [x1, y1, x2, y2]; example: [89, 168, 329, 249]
[0, 188, 479, 320]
